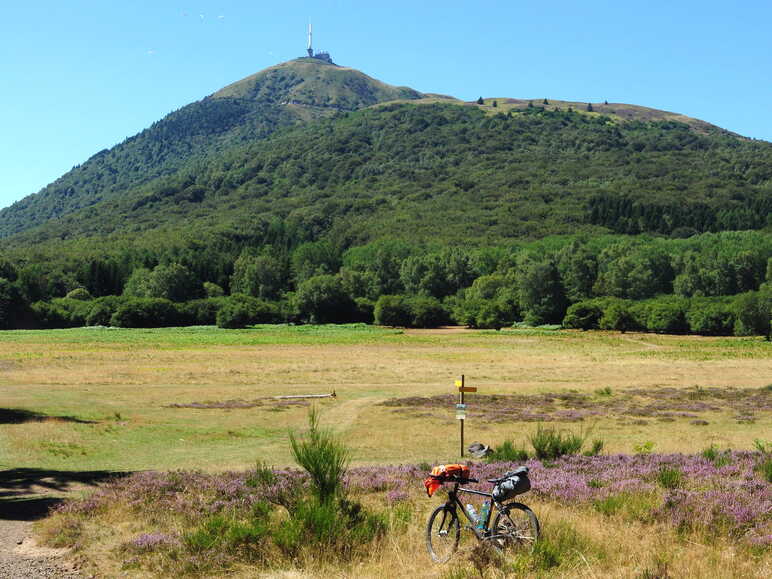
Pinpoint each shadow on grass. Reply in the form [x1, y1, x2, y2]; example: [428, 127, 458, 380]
[0, 408, 97, 425]
[0, 468, 129, 521]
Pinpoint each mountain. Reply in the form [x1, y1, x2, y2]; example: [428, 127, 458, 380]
[0, 59, 423, 238]
[1, 59, 770, 253]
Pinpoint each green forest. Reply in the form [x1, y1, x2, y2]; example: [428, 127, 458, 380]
[1, 61, 770, 336]
[1, 230, 770, 337]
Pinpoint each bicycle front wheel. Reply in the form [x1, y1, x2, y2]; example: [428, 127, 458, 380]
[491, 503, 539, 553]
[426, 505, 460, 562]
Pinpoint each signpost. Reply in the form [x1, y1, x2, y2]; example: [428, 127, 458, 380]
[456, 375, 477, 457]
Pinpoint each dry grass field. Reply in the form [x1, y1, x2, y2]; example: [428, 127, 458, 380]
[1, 325, 770, 472]
[2, 325, 770, 577]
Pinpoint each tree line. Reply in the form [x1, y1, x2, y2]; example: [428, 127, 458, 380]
[1, 231, 769, 337]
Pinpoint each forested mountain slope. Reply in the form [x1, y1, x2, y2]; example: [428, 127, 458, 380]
[0, 59, 423, 238]
[5, 103, 770, 256]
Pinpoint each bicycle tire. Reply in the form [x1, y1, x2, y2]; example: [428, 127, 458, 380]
[490, 503, 539, 553]
[426, 504, 461, 562]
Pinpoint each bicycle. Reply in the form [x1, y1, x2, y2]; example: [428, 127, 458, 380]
[425, 472, 540, 563]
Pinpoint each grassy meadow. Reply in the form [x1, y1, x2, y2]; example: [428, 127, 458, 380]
[1, 324, 770, 577]
[1, 324, 770, 472]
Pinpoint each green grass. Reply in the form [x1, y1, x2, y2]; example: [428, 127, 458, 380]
[0, 324, 403, 347]
[1, 325, 770, 473]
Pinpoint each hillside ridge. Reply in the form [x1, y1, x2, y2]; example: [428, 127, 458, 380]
[0, 59, 767, 242]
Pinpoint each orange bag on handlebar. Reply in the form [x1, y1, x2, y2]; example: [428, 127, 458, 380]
[423, 464, 470, 497]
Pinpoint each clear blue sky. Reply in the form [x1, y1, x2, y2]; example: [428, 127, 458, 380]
[1, 0, 770, 210]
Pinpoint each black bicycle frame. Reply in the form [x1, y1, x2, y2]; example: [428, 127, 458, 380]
[444, 483, 500, 540]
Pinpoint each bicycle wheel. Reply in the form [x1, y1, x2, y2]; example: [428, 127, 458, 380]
[490, 503, 539, 553]
[426, 505, 460, 562]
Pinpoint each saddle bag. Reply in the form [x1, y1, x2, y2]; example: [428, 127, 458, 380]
[491, 466, 531, 502]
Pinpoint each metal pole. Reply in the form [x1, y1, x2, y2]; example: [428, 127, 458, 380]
[460, 374, 465, 457]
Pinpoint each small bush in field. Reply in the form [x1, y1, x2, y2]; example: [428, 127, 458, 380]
[633, 440, 655, 454]
[529, 425, 585, 460]
[487, 439, 529, 462]
[583, 439, 604, 456]
[275, 496, 385, 560]
[701, 445, 732, 467]
[656, 466, 684, 489]
[246, 461, 277, 487]
[289, 407, 349, 504]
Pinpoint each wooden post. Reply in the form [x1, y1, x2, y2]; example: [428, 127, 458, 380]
[460, 374, 465, 457]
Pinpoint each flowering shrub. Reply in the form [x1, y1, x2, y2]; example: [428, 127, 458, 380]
[47, 450, 770, 574]
[381, 385, 771, 424]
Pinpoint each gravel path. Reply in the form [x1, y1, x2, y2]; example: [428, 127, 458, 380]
[0, 469, 119, 578]
[0, 518, 81, 578]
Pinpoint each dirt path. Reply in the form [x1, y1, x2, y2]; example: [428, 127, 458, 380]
[0, 468, 123, 578]
[0, 518, 81, 578]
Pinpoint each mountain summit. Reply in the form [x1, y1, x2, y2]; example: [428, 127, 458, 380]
[212, 59, 422, 111]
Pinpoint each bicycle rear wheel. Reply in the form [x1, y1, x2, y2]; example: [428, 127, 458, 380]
[491, 503, 539, 553]
[426, 505, 460, 562]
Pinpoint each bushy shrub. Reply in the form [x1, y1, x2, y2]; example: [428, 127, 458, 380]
[373, 295, 412, 327]
[180, 298, 226, 326]
[203, 282, 224, 298]
[280, 407, 385, 560]
[294, 275, 356, 324]
[563, 300, 604, 330]
[642, 297, 689, 333]
[124, 264, 202, 302]
[584, 439, 605, 457]
[686, 299, 735, 335]
[733, 291, 770, 336]
[215, 295, 279, 329]
[30, 302, 76, 329]
[50, 298, 94, 326]
[85, 296, 125, 326]
[289, 407, 349, 505]
[65, 287, 92, 301]
[353, 297, 374, 323]
[110, 298, 181, 328]
[529, 425, 586, 459]
[216, 302, 252, 329]
[656, 466, 684, 489]
[598, 300, 638, 332]
[408, 296, 448, 328]
[455, 295, 518, 329]
[486, 440, 529, 462]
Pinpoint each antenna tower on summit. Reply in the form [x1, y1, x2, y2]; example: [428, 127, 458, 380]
[303, 23, 334, 64]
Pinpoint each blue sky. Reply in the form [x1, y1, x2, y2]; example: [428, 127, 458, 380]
[1, 0, 770, 210]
